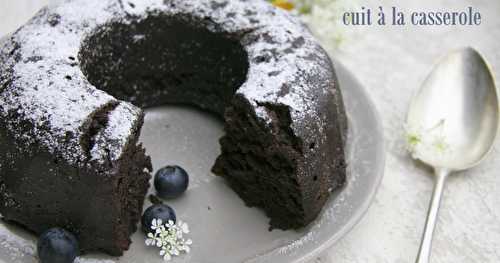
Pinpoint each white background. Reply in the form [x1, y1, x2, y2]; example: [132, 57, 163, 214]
[1, 1, 499, 262]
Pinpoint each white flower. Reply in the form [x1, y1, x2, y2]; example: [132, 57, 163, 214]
[145, 218, 193, 261]
[145, 237, 154, 246]
[406, 119, 452, 159]
[178, 221, 190, 234]
[152, 218, 162, 229]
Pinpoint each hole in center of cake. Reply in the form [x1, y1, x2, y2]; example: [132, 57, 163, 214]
[79, 14, 249, 115]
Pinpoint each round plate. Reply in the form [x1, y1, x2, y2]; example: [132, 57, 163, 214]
[0, 61, 385, 263]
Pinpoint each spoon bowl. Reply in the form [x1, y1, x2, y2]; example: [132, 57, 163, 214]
[407, 47, 498, 263]
[407, 47, 499, 170]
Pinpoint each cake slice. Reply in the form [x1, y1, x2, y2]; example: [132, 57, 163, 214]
[0, 99, 151, 255]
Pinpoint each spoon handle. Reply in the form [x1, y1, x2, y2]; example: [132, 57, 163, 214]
[415, 168, 449, 263]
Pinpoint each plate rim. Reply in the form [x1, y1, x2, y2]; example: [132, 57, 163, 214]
[295, 60, 386, 263]
[244, 59, 386, 263]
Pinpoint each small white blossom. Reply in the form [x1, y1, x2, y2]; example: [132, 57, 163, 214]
[145, 218, 193, 261]
[151, 219, 163, 230]
[178, 220, 190, 234]
[405, 119, 453, 159]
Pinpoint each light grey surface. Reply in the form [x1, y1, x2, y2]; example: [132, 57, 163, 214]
[303, 1, 500, 262]
[1, 0, 500, 262]
[405, 48, 498, 263]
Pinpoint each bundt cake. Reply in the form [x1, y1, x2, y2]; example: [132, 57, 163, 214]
[0, 0, 347, 256]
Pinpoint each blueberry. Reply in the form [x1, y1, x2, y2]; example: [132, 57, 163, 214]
[141, 204, 176, 234]
[154, 165, 189, 199]
[37, 228, 79, 263]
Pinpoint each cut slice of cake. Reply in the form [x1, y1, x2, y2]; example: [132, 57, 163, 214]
[0, 100, 151, 256]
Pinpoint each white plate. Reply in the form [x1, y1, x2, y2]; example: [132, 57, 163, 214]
[0, 61, 385, 263]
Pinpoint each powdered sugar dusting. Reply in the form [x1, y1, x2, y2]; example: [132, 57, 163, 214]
[0, 0, 334, 165]
[0, 225, 36, 262]
[120, 0, 333, 130]
[0, 1, 123, 164]
[277, 231, 315, 256]
[90, 102, 142, 162]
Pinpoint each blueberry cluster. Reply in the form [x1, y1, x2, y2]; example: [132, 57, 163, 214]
[142, 165, 190, 233]
[37, 165, 190, 263]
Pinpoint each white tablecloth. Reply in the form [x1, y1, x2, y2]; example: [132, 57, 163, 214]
[1, 1, 499, 262]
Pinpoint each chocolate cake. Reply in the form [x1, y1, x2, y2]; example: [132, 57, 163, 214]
[0, 0, 347, 254]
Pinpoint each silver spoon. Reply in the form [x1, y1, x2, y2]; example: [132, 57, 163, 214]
[406, 47, 499, 263]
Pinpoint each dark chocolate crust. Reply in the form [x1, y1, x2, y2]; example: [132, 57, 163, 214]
[0, 0, 347, 254]
[0, 102, 151, 255]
